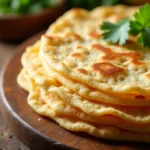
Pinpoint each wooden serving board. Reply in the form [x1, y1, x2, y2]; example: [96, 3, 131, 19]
[0, 32, 150, 150]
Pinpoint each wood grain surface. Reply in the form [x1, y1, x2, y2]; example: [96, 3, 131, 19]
[0, 42, 30, 150]
[0, 112, 30, 150]
[1, 33, 150, 150]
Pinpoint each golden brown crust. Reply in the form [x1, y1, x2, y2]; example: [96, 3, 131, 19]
[88, 31, 101, 39]
[92, 62, 125, 77]
[77, 68, 88, 74]
[71, 52, 84, 58]
[92, 44, 144, 65]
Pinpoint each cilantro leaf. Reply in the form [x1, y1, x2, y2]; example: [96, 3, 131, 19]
[100, 3, 150, 48]
[130, 21, 143, 36]
[100, 18, 130, 45]
[130, 3, 150, 48]
[137, 28, 150, 48]
[133, 3, 150, 27]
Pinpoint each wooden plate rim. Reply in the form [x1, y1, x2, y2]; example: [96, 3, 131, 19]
[0, 32, 76, 150]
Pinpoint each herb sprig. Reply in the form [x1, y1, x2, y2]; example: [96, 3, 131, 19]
[100, 3, 150, 48]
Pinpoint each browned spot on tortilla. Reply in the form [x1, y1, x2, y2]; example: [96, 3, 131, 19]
[92, 44, 144, 65]
[44, 35, 62, 41]
[66, 32, 82, 41]
[89, 31, 101, 38]
[44, 35, 62, 45]
[77, 68, 88, 74]
[76, 45, 84, 49]
[71, 52, 83, 57]
[116, 40, 139, 50]
[44, 35, 55, 40]
[146, 73, 150, 78]
[135, 95, 145, 99]
[71, 8, 87, 18]
[92, 62, 125, 76]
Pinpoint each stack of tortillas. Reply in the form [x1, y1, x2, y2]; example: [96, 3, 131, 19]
[17, 5, 150, 143]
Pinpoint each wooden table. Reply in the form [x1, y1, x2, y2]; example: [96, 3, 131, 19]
[0, 42, 30, 150]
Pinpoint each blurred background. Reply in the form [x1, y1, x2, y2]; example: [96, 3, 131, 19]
[0, 0, 150, 41]
[0, 0, 150, 15]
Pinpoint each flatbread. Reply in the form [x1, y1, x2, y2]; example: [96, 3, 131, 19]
[40, 5, 150, 97]
[17, 66, 150, 143]
[17, 5, 150, 143]
[19, 44, 150, 125]
[22, 39, 150, 106]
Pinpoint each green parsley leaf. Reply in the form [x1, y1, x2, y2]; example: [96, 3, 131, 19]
[133, 3, 150, 27]
[137, 28, 150, 48]
[130, 21, 143, 36]
[100, 3, 150, 48]
[130, 3, 150, 48]
[100, 18, 130, 45]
